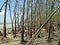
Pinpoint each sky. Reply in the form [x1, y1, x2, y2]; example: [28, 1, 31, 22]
[0, 0, 60, 23]
[0, 0, 15, 23]
[0, 0, 23, 23]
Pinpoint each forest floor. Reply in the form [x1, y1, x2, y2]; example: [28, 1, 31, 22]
[0, 28, 59, 45]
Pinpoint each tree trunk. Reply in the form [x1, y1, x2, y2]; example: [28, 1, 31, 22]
[14, 13, 17, 37]
[9, 0, 15, 37]
[14, 0, 18, 37]
[12, 22, 15, 37]
[21, 0, 25, 42]
[27, 0, 29, 35]
[29, 0, 33, 39]
[3, 0, 8, 38]
[47, 0, 55, 42]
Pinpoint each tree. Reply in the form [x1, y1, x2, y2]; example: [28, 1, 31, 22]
[47, 0, 55, 42]
[37, 0, 43, 37]
[14, 0, 18, 37]
[17, 6, 20, 32]
[8, 0, 15, 37]
[21, 0, 26, 43]
[29, 0, 33, 39]
[27, 0, 30, 35]
[3, 0, 8, 38]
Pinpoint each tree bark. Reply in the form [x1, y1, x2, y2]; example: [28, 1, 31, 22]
[9, 0, 15, 37]
[29, 0, 33, 39]
[21, 0, 25, 42]
[3, 0, 8, 38]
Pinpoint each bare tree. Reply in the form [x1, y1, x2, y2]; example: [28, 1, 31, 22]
[17, 7, 20, 32]
[21, 0, 26, 43]
[8, 0, 15, 37]
[27, 0, 29, 36]
[29, 0, 33, 39]
[14, 0, 18, 37]
[3, 0, 8, 38]
[47, 0, 55, 42]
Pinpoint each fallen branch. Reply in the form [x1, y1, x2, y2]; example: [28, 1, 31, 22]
[26, 7, 60, 45]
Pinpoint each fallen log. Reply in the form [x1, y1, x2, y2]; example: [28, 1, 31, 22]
[26, 7, 60, 45]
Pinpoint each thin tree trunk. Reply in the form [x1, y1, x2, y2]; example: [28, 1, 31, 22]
[14, 14, 17, 37]
[14, 0, 18, 37]
[47, 0, 55, 42]
[27, 0, 29, 35]
[29, 0, 33, 39]
[21, 0, 25, 42]
[9, 0, 15, 37]
[3, 0, 8, 38]
[11, 18, 15, 36]
[17, 14, 19, 32]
